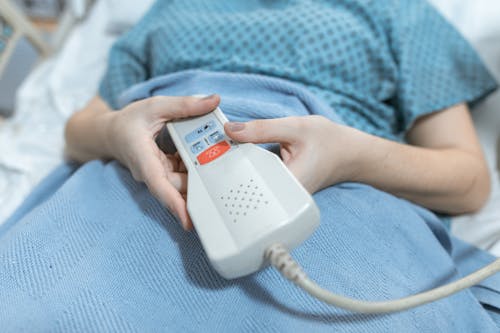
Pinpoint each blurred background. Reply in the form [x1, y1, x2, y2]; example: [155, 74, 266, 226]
[0, 0, 88, 116]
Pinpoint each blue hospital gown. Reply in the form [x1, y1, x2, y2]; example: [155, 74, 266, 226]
[99, 0, 496, 141]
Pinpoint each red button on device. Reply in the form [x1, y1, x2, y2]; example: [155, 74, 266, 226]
[197, 141, 230, 165]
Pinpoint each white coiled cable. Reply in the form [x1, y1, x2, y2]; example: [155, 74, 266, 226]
[265, 243, 500, 314]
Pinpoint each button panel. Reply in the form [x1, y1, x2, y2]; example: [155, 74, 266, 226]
[178, 113, 234, 166]
[185, 120, 216, 143]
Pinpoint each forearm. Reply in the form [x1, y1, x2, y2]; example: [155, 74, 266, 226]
[64, 97, 115, 162]
[345, 130, 490, 215]
[225, 109, 490, 215]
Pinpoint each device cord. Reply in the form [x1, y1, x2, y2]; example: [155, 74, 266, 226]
[265, 243, 500, 314]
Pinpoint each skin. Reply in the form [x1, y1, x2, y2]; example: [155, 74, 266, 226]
[65, 94, 490, 230]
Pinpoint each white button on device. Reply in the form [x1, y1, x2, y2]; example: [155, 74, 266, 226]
[191, 141, 205, 154]
[209, 131, 224, 143]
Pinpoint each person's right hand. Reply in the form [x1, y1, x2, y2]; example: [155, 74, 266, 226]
[105, 95, 220, 230]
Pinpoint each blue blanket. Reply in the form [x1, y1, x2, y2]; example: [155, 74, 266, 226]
[1, 71, 500, 332]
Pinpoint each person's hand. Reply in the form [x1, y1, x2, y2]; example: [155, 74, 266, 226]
[224, 115, 366, 194]
[105, 95, 220, 230]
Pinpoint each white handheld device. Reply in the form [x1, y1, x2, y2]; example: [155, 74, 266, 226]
[166, 106, 320, 279]
[166, 104, 500, 314]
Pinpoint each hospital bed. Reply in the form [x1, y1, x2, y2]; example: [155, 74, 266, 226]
[0, 0, 93, 75]
[0, 0, 51, 75]
[0, 0, 499, 254]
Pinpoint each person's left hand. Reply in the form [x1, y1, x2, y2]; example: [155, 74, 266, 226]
[224, 115, 365, 194]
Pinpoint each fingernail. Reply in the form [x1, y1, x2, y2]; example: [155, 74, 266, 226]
[227, 122, 245, 132]
[199, 94, 215, 101]
[181, 221, 188, 231]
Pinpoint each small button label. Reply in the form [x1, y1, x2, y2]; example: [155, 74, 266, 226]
[197, 141, 230, 165]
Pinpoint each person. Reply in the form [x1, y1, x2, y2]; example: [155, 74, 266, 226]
[1, 0, 499, 331]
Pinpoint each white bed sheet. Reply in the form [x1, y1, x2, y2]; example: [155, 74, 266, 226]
[0, 0, 115, 222]
[1, 0, 500, 255]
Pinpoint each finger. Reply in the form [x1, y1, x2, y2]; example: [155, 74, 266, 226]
[178, 159, 187, 173]
[139, 147, 191, 229]
[280, 147, 292, 164]
[224, 117, 300, 144]
[175, 152, 187, 172]
[165, 171, 188, 193]
[177, 203, 193, 231]
[143, 94, 221, 122]
[145, 172, 189, 226]
[165, 154, 179, 171]
[158, 153, 187, 192]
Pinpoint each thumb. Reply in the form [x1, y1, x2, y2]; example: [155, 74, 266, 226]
[224, 117, 299, 144]
[143, 94, 221, 121]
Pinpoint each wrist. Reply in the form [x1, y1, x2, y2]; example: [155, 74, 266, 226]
[100, 111, 119, 161]
[326, 123, 374, 184]
[348, 130, 388, 184]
